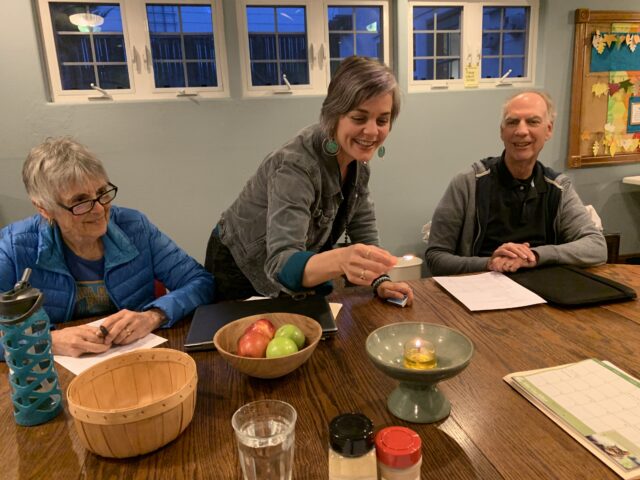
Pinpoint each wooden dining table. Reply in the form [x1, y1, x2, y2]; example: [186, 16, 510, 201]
[1, 264, 639, 479]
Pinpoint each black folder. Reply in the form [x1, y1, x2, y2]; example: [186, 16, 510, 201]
[507, 265, 637, 307]
[184, 294, 337, 352]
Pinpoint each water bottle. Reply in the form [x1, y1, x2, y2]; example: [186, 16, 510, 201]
[0, 268, 62, 426]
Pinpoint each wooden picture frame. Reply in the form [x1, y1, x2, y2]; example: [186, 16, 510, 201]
[568, 9, 640, 168]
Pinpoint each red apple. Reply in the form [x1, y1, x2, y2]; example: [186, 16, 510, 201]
[244, 318, 276, 340]
[237, 331, 270, 358]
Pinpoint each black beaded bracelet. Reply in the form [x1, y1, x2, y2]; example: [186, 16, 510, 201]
[371, 274, 391, 297]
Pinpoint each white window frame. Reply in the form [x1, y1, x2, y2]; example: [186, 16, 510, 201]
[236, 0, 391, 97]
[36, 0, 229, 103]
[408, 0, 538, 92]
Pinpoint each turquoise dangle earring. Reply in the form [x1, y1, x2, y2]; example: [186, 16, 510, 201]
[377, 145, 386, 158]
[322, 138, 340, 156]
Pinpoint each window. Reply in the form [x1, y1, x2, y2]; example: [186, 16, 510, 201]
[481, 6, 529, 78]
[408, 0, 538, 92]
[327, 5, 384, 77]
[37, 0, 229, 102]
[237, 0, 391, 96]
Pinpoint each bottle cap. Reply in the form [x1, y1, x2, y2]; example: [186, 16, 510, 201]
[375, 426, 422, 468]
[329, 413, 375, 457]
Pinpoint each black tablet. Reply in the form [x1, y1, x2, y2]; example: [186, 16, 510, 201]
[184, 294, 337, 352]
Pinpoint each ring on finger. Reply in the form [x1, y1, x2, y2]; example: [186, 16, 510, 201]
[125, 328, 132, 336]
[359, 269, 366, 280]
[365, 249, 371, 259]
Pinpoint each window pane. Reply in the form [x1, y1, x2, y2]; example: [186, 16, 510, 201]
[481, 57, 499, 78]
[503, 32, 525, 55]
[436, 8, 461, 30]
[482, 32, 500, 56]
[97, 65, 129, 88]
[413, 59, 433, 80]
[355, 7, 380, 32]
[276, 7, 305, 33]
[328, 7, 352, 31]
[436, 32, 460, 57]
[504, 7, 527, 30]
[413, 33, 433, 57]
[249, 34, 277, 60]
[413, 7, 435, 31]
[279, 34, 307, 60]
[60, 65, 95, 89]
[355, 34, 380, 58]
[251, 62, 279, 85]
[483, 7, 501, 30]
[281, 62, 308, 84]
[186, 62, 217, 87]
[151, 35, 183, 60]
[181, 5, 213, 33]
[147, 5, 180, 33]
[94, 35, 126, 62]
[153, 61, 185, 87]
[56, 35, 92, 63]
[247, 6, 308, 86]
[184, 35, 215, 61]
[503, 56, 525, 77]
[330, 33, 354, 58]
[91, 5, 122, 32]
[435, 59, 459, 79]
[147, 4, 218, 89]
[51, 3, 87, 32]
[51, 3, 128, 90]
[247, 7, 275, 33]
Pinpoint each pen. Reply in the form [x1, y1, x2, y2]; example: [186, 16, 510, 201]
[99, 325, 109, 338]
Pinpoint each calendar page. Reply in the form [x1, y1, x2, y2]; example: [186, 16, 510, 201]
[505, 359, 640, 479]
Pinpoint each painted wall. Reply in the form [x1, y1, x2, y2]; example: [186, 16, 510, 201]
[1, 0, 639, 271]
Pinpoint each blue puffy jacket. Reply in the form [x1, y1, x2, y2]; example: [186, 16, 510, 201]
[0, 206, 214, 327]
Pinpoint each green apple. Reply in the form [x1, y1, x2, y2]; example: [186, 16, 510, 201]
[266, 337, 298, 358]
[275, 324, 306, 349]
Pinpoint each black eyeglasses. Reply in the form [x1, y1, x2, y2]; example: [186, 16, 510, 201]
[57, 183, 118, 216]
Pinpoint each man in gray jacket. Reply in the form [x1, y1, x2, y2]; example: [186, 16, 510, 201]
[425, 90, 607, 276]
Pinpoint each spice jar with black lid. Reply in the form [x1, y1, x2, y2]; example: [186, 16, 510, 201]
[328, 413, 377, 480]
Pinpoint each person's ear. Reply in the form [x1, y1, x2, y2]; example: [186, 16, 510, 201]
[33, 201, 53, 221]
[545, 121, 554, 141]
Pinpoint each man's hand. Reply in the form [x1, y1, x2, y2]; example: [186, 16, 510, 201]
[487, 242, 538, 272]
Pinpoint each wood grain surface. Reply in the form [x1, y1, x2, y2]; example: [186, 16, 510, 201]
[0, 265, 638, 479]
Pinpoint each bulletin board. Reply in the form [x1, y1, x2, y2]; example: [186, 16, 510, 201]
[568, 9, 640, 168]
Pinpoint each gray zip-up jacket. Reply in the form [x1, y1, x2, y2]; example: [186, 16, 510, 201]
[425, 157, 607, 276]
[219, 124, 379, 297]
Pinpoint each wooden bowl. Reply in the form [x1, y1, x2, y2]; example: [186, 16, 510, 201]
[213, 312, 322, 379]
[66, 348, 197, 458]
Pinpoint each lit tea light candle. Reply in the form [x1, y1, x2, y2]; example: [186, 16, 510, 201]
[403, 337, 437, 370]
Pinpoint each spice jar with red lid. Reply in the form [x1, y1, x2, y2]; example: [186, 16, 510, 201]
[374, 426, 422, 480]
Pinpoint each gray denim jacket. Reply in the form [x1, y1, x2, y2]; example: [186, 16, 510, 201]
[219, 124, 379, 297]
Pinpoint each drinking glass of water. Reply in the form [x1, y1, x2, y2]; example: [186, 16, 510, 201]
[231, 399, 297, 480]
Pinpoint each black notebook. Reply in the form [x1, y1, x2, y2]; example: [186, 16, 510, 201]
[184, 294, 337, 352]
[507, 265, 637, 307]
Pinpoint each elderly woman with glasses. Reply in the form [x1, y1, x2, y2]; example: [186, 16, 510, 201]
[206, 56, 413, 304]
[0, 137, 214, 357]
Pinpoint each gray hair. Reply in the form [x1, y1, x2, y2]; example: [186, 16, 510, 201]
[320, 56, 400, 138]
[23, 137, 109, 210]
[501, 89, 557, 127]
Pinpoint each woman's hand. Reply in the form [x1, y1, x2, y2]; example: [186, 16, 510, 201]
[101, 309, 166, 346]
[341, 244, 397, 286]
[51, 325, 112, 357]
[376, 281, 414, 306]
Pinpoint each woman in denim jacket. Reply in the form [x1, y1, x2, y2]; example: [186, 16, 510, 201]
[206, 57, 413, 305]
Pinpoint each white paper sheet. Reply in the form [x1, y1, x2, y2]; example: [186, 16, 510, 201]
[433, 272, 546, 311]
[54, 318, 167, 375]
